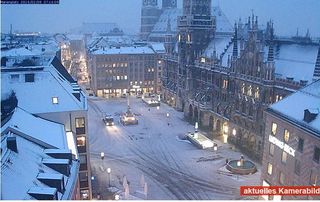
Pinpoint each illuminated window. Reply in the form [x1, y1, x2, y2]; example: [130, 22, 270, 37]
[200, 57, 206, 63]
[75, 117, 85, 128]
[247, 85, 252, 96]
[117, 76, 120, 80]
[283, 129, 290, 142]
[223, 80, 228, 89]
[281, 151, 287, 164]
[187, 34, 191, 42]
[241, 83, 245, 94]
[269, 143, 275, 156]
[77, 136, 86, 147]
[271, 122, 277, 135]
[267, 163, 273, 175]
[52, 97, 59, 104]
[178, 34, 181, 42]
[255, 87, 260, 98]
[113, 63, 116, 67]
[124, 75, 127, 80]
[151, 68, 154, 72]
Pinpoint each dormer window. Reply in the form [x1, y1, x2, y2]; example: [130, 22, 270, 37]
[25, 73, 34, 82]
[52, 97, 59, 104]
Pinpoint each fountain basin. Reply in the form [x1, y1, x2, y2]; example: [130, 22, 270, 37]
[226, 159, 257, 175]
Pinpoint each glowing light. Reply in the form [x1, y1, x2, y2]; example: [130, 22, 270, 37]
[232, 129, 236, 136]
[107, 167, 111, 174]
[100, 152, 105, 159]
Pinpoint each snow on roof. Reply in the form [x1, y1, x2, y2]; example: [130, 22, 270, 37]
[1, 131, 78, 200]
[212, 6, 233, 34]
[28, 187, 57, 195]
[150, 42, 166, 53]
[1, 47, 37, 57]
[269, 80, 320, 136]
[37, 173, 64, 180]
[1, 58, 86, 114]
[42, 158, 69, 164]
[151, 8, 181, 34]
[1, 107, 67, 149]
[204, 35, 233, 58]
[273, 44, 318, 83]
[150, 6, 233, 36]
[92, 46, 155, 55]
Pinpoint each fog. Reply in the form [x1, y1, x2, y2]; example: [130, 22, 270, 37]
[1, 0, 320, 37]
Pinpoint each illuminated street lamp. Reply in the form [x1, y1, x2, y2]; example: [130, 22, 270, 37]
[166, 113, 169, 117]
[195, 122, 198, 133]
[213, 143, 218, 151]
[100, 152, 105, 160]
[157, 106, 160, 110]
[107, 168, 111, 187]
[115, 194, 120, 200]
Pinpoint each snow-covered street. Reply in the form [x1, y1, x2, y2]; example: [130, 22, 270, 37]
[88, 97, 261, 200]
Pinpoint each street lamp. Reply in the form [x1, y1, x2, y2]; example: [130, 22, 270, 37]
[100, 152, 105, 160]
[166, 113, 170, 117]
[115, 194, 120, 200]
[157, 106, 160, 110]
[213, 143, 218, 151]
[195, 122, 198, 133]
[107, 168, 111, 187]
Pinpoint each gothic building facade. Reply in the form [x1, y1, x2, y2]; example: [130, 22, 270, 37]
[160, 0, 320, 160]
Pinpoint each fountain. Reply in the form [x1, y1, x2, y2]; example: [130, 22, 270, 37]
[226, 155, 257, 175]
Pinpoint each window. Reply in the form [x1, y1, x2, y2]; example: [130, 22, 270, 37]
[309, 169, 318, 186]
[241, 83, 245, 94]
[75, 117, 85, 135]
[25, 73, 34, 82]
[79, 172, 88, 181]
[76, 117, 85, 128]
[271, 122, 277, 135]
[298, 137, 304, 153]
[223, 80, 228, 89]
[52, 97, 59, 104]
[267, 163, 273, 175]
[279, 172, 285, 184]
[269, 143, 275, 156]
[10, 74, 19, 81]
[255, 87, 260, 99]
[247, 85, 252, 96]
[80, 155, 87, 164]
[313, 146, 320, 163]
[77, 136, 86, 147]
[283, 129, 290, 142]
[294, 159, 301, 176]
[281, 151, 287, 164]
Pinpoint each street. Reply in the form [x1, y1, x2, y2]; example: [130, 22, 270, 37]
[88, 97, 261, 200]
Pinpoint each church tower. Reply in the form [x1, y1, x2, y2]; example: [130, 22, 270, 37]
[140, 0, 161, 41]
[176, 0, 215, 110]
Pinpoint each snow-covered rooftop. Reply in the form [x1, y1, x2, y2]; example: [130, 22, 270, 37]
[273, 44, 318, 83]
[269, 79, 320, 137]
[1, 47, 37, 57]
[1, 109, 79, 200]
[150, 42, 166, 53]
[150, 6, 233, 37]
[1, 57, 87, 114]
[1, 107, 67, 149]
[91, 46, 155, 55]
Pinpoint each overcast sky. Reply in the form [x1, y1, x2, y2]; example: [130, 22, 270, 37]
[1, 0, 320, 37]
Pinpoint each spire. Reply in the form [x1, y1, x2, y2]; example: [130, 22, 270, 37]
[166, 15, 171, 33]
[267, 22, 274, 63]
[313, 42, 320, 80]
[232, 23, 238, 58]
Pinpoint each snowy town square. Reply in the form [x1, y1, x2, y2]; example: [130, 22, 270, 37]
[88, 97, 260, 200]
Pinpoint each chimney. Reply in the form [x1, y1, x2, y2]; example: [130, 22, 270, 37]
[7, 137, 17, 152]
[303, 109, 318, 123]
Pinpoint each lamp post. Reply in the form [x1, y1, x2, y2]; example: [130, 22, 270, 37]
[100, 152, 105, 160]
[115, 194, 120, 200]
[107, 168, 111, 187]
[213, 143, 218, 151]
